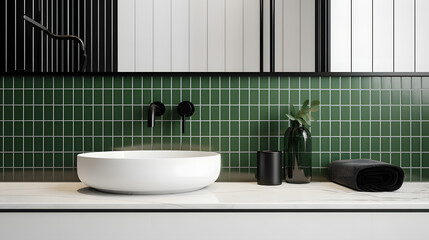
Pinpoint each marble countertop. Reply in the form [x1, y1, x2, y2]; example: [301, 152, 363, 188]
[0, 182, 428, 210]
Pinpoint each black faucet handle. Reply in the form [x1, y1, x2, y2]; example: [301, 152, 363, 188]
[148, 102, 165, 128]
[150, 102, 166, 116]
[177, 101, 195, 134]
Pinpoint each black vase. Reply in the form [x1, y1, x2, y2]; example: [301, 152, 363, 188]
[284, 120, 312, 183]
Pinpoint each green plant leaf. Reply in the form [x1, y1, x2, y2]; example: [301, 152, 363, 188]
[302, 115, 311, 126]
[286, 114, 296, 121]
[310, 100, 320, 112]
[310, 107, 319, 112]
[290, 103, 296, 117]
[302, 99, 309, 108]
[286, 99, 319, 128]
[311, 100, 320, 108]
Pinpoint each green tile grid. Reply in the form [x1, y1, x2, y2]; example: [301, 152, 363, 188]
[1, 75, 429, 181]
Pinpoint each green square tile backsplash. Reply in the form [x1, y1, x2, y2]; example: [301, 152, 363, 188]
[1, 75, 429, 182]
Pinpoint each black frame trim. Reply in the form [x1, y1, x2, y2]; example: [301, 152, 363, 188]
[3, 72, 429, 77]
[270, 0, 275, 72]
[260, 0, 264, 72]
[316, 0, 330, 72]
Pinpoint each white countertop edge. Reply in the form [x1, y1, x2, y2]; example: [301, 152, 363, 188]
[0, 182, 428, 210]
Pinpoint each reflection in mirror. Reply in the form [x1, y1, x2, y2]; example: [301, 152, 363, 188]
[1, 0, 118, 73]
[23, 15, 87, 72]
[1, 0, 323, 73]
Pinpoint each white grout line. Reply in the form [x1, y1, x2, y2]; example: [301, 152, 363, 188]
[102, 76, 105, 152]
[319, 76, 322, 168]
[132, 76, 134, 150]
[278, 76, 281, 154]
[379, 78, 382, 163]
[160, 76, 163, 150]
[228, 76, 231, 170]
[209, 76, 212, 152]
[268, 76, 270, 150]
[420, 78, 423, 181]
[150, 76, 154, 149]
[329, 76, 332, 163]
[200, 76, 202, 151]
[339, 77, 342, 160]
[409, 78, 412, 181]
[248, 76, 251, 172]
[170, 76, 174, 150]
[349, 77, 352, 160]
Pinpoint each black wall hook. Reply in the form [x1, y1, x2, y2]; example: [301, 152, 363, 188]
[177, 101, 195, 134]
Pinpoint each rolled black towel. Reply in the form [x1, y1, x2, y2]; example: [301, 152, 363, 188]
[329, 159, 404, 192]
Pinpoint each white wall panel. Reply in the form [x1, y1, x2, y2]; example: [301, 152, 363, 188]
[244, 0, 260, 72]
[154, 0, 171, 71]
[120, 0, 264, 72]
[172, 0, 189, 72]
[373, 0, 393, 72]
[135, 0, 153, 72]
[118, 0, 135, 72]
[283, 0, 300, 72]
[301, 0, 315, 72]
[226, 0, 243, 71]
[208, 0, 225, 72]
[352, 0, 372, 72]
[394, 0, 414, 72]
[330, 0, 351, 72]
[263, 0, 270, 72]
[416, 0, 429, 72]
[274, 0, 283, 71]
[190, 0, 208, 71]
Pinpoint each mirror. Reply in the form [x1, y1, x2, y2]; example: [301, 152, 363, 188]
[1, 0, 425, 73]
[0, 0, 319, 73]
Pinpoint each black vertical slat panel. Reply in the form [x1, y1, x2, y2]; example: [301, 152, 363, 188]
[64, 0, 69, 72]
[2, 0, 117, 73]
[44, 0, 49, 72]
[92, 0, 99, 72]
[52, 0, 57, 72]
[259, 0, 263, 72]
[79, 0, 85, 72]
[68, 0, 73, 72]
[34, 0, 42, 72]
[7, 0, 15, 72]
[60, 0, 65, 72]
[105, 0, 112, 72]
[85, 0, 92, 72]
[113, 0, 118, 72]
[37, 0, 42, 72]
[24, 0, 33, 72]
[270, 0, 275, 72]
[16, 0, 25, 71]
[46, 0, 51, 72]
[0, 1, 6, 72]
[99, 0, 105, 72]
[68, 0, 78, 72]
[73, 0, 79, 72]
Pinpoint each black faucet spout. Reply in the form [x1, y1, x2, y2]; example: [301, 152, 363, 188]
[148, 102, 166, 128]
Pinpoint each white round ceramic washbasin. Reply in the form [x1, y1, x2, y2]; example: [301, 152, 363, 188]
[77, 150, 221, 194]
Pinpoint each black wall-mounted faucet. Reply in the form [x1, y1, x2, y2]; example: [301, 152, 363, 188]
[148, 102, 165, 128]
[177, 101, 195, 134]
[23, 15, 87, 72]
